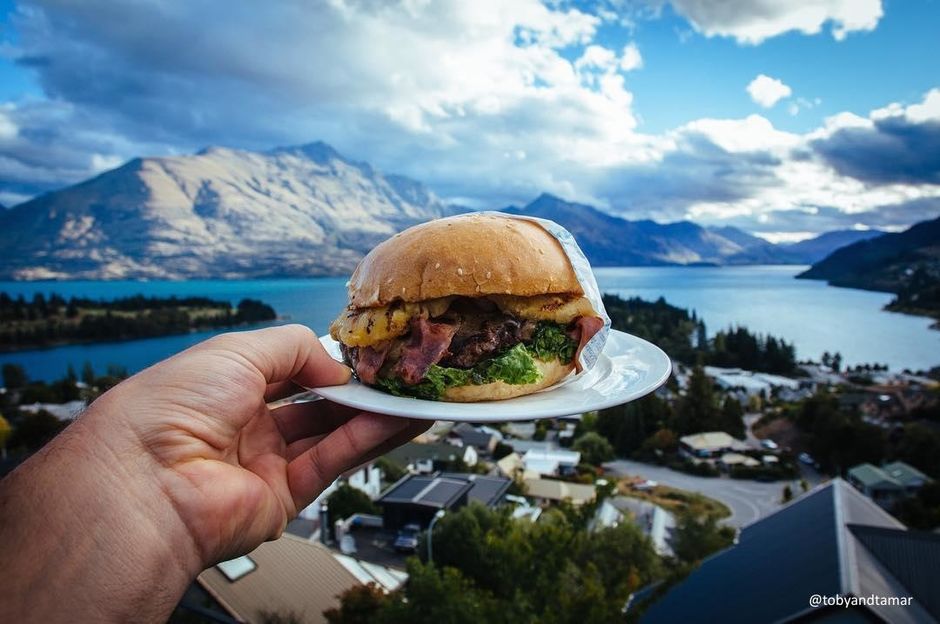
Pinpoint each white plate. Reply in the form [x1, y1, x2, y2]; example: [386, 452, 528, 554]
[312, 329, 671, 422]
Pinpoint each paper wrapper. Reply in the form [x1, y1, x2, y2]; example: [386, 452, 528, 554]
[479, 211, 611, 374]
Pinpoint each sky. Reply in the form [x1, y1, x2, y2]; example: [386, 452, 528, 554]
[0, 0, 938, 241]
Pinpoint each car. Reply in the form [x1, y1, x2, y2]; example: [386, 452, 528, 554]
[798, 452, 815, 466]
[760, 439, 779, 451]
[393, 523, 422, 552]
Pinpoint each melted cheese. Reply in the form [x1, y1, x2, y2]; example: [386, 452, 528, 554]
[330, 294, 597, 347]
[329, 297, 453, 347]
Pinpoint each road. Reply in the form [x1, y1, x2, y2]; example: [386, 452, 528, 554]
[604, 459, 798, 528]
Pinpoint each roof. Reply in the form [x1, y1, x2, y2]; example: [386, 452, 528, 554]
[377, 472, 510, 509]
[883, 461, 930, 488]
[847, 463, 903, 490]
[523, 448, 581, 465]
[378, 474, 472, 509]
[636, 479, 938, 624]
[197, 534, 361, 624]
[439, 472, 511, 506]
[524, 478, 596, 504]
[451, 423, 498, 449]
[719, 452, 760, 467]
[496, 452, 523, 477]
[678, 431, 738, 452]
[382, 441, 466, 466]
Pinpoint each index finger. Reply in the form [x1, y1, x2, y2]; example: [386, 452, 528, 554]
[202, 324, 350, 388]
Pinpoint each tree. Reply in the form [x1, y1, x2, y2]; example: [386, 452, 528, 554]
[374, 456, 405, 484]
[719, 396, 745, 439]
[781, 485, 793, 504]
[0, 414, 11, 457]
[673, 514, 735, 564]
[573, 431, 614, 466]
[8, 410, 67, 453]
[2, 363, 27, 390]
[675, 366, 720, 435]
[324, 583, 389, 624]
[327, 483, 379, 522]
[330, 503, 666, 624]
[81, 361, 96, 386]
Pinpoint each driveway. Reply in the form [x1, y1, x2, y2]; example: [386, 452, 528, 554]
[604, 459, 798, 528]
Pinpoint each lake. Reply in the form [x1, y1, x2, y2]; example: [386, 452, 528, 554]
[1, 265, 937, 381]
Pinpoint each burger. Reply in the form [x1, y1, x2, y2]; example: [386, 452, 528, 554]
[329, 213, 605, 402]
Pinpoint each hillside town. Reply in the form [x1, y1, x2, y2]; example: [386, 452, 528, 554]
[2, 328, 938, 622]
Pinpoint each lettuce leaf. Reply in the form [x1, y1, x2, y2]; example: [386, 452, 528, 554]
[375, 343, 540, 400]
[529, 322, 577, 364]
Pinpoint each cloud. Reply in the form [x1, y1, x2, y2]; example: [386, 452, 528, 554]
[746, 74, 792, 108]
[654, 0, 884, 44]
[620, 42, 643, 71]
[811, 89, 940, 184]
[0, 1, 937, 238]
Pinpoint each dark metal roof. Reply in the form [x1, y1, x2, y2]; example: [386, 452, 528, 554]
[850, 524, 940, 621]
[637, 479, 937, 624]
[377, 472, 510, 510]
[439, 472, 511, 507]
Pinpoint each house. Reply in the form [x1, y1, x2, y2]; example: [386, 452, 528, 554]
[504, 422, 537, 439]
[523, 477, 596, 506]
[449, 423, 500, 454]
[296, 461, 383, 527]
[703, 366, 802, 399]
[383, 441, 477, 474]
[678, 431, 746, 460]
[505, 439, 558, 454]
[195, 533, 406, 624]
[592, 496, 675, 556]
[847, 461, 930, 509]
[631, 479, 940, 624]
[718, 452, 760, 470]
[377, 471, 510, 530]
[522, 448, 581, 476]
[20, 400, 86, 421]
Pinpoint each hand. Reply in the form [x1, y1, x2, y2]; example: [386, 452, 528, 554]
[95, 324, 429, 564]
[0, 324, 428, 623]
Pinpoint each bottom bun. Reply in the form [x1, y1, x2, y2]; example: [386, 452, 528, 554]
[440, 358, 574, 403]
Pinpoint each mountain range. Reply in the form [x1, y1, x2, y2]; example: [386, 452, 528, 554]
[0, 141, 888, 279]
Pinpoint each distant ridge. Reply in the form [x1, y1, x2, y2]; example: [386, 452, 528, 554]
[0, 143, 903, 279]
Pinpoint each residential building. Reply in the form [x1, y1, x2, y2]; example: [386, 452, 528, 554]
[718, 452, 760, 470]
[678, 431, 746, 460]
[196, 533, 405, 624]
[504, 422, 537, 439]
[383, 441, 477, 474]
[377, 472, 510, 530]
[847, 461, 931, 509]
[631, 479, 939, 624]
[592, 496, 675, 556]
[297, 461, 383, 526]
[523, 477, 595, 506]
[522, 448, 581, 476]
[449, 423, 499, 454]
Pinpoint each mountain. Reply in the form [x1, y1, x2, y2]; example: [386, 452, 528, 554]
[799, 215, 940, 324]
[0, 142, 456, 279]
[782, 229, 885, 264]
[799, 216, 940, 290]
[504, 194, 784, 266]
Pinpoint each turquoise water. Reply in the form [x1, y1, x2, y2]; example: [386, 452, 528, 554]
[1, 266, 937, 381]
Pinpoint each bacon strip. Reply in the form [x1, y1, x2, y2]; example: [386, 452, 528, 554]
[571, 316, 604, 373]
[354, 342, 391, 384]
[394, 317, 458, 385]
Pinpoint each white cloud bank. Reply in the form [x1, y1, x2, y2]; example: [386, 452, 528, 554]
[0, 0, 936, 235]
[746, 74, 793, 108]
[655, 0, 884, 44]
